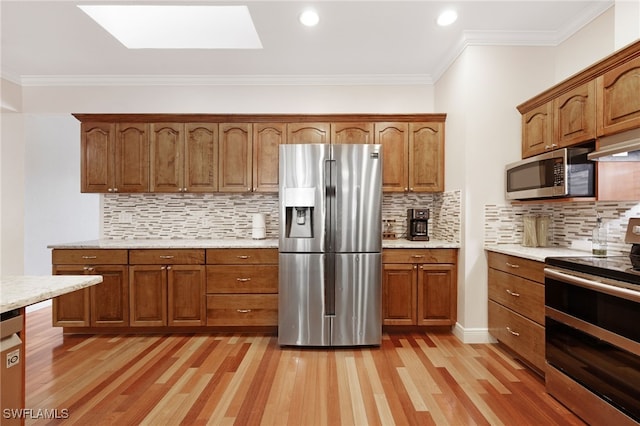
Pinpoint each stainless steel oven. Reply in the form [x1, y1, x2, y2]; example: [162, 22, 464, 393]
[545, 256, 640, 425]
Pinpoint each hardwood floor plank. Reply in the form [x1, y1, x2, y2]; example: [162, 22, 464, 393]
[23, 308, 587, 426]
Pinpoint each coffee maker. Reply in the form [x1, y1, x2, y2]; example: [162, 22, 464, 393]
[407, 209, 429, 241]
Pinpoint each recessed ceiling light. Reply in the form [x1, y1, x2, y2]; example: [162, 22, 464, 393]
[77, 5, 263, 49]
[437, 10, 458, 27]
[299, 9, 320, 27]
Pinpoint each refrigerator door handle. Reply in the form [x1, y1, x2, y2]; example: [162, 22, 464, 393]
[325, 158, 336, 251]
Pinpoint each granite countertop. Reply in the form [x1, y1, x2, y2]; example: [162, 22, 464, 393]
[48, 238, 460, 250]
[0, 275, 103, 313]
[484, 244, 591, 262]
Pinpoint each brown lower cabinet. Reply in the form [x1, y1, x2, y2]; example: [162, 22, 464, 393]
[205, 248, 278, 326]
[487, 251, 545, 374]
[52, 250, 129, 327]
[129, 250, 206, 327]
[382, 249, 458, 326]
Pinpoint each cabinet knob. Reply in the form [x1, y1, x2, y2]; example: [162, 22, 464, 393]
[167, 266, 172, 270]
[113, 188, 118, 192]
[409, 187, 414, 191]
[404, 187, 408, 192]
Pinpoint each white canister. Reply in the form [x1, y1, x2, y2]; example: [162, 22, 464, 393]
[252, 213, 266, 240]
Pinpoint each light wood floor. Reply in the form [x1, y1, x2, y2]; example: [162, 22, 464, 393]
[24, 307, 584, 426]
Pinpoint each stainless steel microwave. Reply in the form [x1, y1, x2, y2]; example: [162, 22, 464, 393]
[505, 147, 595, 200]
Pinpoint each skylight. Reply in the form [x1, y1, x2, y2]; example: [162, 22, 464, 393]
[77, 5, 263, 49]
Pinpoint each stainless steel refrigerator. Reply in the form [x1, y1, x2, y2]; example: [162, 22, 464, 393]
[278, 143, 382, 346]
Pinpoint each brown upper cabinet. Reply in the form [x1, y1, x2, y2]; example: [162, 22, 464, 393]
[374, 121, 445, 192]
[218, 123, 253, 192]
[287, 122, 331, 144]
[597, 55, 640, 136]
[81, 122, 149, 193]
[252, 123, 284, 192]
[521, 81, 596, 158]
[74, 113, 447, 194]
[150, 123, 218, 193]
[518, 39, 640, 159]
[331, 122, 374, 144]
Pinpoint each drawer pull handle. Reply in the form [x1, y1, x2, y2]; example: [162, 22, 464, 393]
[411, 255, 425, 258]
[505, 262, 520, 268]
[81, 256, 97, 259]
[506, 327, 520, 336]
[237, 255, 251, 259]
[160, 255, 175, 259]
[236, 278, 251, 282]
[506, 289, 520, 297]
[83, 266, 95, 272]
[236, 309, 252, 313]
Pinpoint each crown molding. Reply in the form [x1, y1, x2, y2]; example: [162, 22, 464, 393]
[14, 73, 433, 87]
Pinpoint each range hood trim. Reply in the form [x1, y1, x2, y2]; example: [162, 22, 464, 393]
[588, 128, 640, 161]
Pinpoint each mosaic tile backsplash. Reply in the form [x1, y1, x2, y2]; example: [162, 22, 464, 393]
[484, 201, 640, 254]
[103, 190, 462, 243]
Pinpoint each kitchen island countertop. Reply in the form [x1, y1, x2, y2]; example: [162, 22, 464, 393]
[48, 238, 460, 250]
[0, 275, 103, 313]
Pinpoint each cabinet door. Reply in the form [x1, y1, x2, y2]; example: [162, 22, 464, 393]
[130, 265, 167, 326]
[91, 265, 129, 327]
[219, 123, 252, 192]
[287, 123, 330, 144]
[522, 102, 554, 158]
[374, 122, 409, 192]
[52, 266, 90, 327]
[253, 123, 283, 192]
[597, 55, 640, 136]
[150, 123, 184, 192]
[115, 123, 150, 192]
[185, 123, 218, 192]
[417, 264, 456, 326]
[81, 122, 115, 193]
[409, 122, 444, 192]
[331, 122, 373, 144]
[554, 81, 596, 148]
[382, 263, 416, 325]
[168, 265, 205, 326]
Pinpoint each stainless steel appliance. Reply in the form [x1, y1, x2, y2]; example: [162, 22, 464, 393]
[544, 220, 640, 425]
[278, 144, 382, 346]
[505, 147, 595, 200]
[407, 208, 429, 241]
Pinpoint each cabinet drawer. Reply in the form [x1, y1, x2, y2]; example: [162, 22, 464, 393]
[382, 249, 457, 264]
[52, 249, 128, 265]
[129, 249, 205, 265]
[488, 268, 544, 325]
[206, 248, 278, 265]
[207, 265, 278, 293]
[487, 252, 544, 283]
[488, 300, 545, 373]
[206, 294, 277, 326]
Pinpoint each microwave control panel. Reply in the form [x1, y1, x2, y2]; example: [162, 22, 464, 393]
[552, 158, 564, 187]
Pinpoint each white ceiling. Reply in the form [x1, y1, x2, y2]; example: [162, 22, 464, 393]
[1, 0, 613, 86]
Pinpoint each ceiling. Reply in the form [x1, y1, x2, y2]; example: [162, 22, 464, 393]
[1, 0, 613, 86]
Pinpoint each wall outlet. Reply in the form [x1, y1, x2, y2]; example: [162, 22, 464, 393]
[118, 212, 133, 224]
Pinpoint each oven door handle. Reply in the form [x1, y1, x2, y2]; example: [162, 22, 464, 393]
[544, 268, 640, 304]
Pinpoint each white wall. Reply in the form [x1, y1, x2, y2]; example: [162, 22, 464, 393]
[1, 78, 25, 275]
[434, 6, 621, 342]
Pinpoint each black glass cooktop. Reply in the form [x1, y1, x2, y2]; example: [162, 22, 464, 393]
[545, 255, 640, 285]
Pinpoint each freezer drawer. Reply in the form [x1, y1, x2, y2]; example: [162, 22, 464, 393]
[278, 253, 381, 346]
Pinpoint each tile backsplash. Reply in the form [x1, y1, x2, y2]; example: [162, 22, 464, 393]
[484, 201, 640, 254]
[103, 190, 462, 242]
